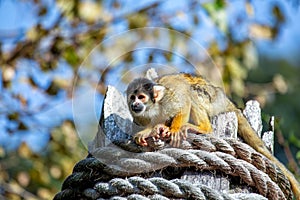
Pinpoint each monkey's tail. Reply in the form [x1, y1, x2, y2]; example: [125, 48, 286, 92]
[235, 109, 300, 200]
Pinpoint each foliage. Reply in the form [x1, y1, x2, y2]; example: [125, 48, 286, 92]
[0, 0, 299, 199]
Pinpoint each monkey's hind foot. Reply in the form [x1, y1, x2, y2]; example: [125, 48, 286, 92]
[181, 123, 212, 135]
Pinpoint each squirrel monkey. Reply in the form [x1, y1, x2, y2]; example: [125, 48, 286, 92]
[126, 73, 300, 199]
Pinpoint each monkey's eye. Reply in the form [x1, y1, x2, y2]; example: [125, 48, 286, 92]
[138, 95, 146, 100]
[130, 95, 135, 100]
[143, 83, 153, 91]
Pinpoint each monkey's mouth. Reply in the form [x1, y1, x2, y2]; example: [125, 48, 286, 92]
[131, 105, 145, 114]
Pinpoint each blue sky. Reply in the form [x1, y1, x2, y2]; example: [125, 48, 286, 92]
[257, 7, 300, 66]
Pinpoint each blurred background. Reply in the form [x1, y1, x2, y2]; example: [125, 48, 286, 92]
[0, 0, 300, 199]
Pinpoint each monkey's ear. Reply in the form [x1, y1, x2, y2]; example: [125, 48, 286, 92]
[153, 85, 165, 102]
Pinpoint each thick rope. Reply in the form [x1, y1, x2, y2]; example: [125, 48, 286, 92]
[189, 134, 291, 197]
[90, 134, 291, 198]
[85, 147, 286, 199]
[55, 134, 292, 200]
[85, 177, 267, 200]
[115, 132, 291, 197]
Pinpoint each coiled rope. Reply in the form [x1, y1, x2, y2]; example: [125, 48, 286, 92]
[90, 177, 268, 200]
[54, 133, 292, 200]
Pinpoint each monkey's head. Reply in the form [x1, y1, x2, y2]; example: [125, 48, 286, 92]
[126, 78, 165, 117]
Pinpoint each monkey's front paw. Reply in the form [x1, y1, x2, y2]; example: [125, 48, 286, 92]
[134, 131, 152, 146]
[134, 124, 168, 146]
[153, 124, 169, 138]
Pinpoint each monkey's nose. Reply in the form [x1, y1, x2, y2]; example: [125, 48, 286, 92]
[133, 102, 140, 106]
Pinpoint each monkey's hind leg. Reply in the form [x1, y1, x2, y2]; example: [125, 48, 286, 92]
[189, 105, 213, 134]
[168, 113, 190, 147]
[167, 108, 212, 147]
